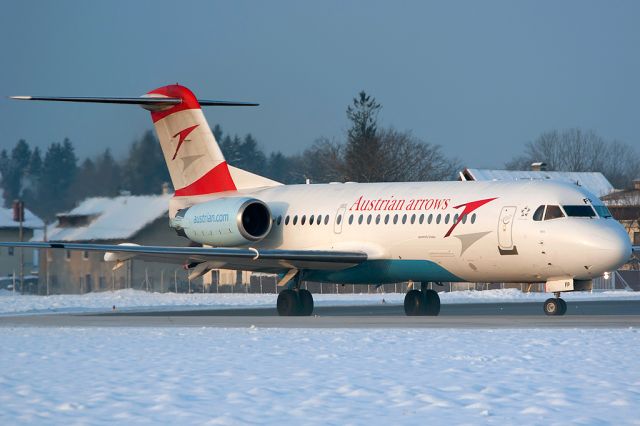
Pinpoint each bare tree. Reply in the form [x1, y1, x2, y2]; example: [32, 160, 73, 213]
[506, 128, 640, 189]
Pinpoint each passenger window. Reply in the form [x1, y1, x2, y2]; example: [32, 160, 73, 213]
[336, 215, 342, 225]
[358, 214, 363, 225]
[348, 214, 354, 225]
[471, 213, 476, 224]
[285, 215, 290, 225]
[324, 215, 330, 225]
[410, 214, 416, 224]
[384, 214, 390, 224]
[367, 214, 372, 225]
[375, 214, 381, 224]
[402, 214, 407, 224]
[293, 215, 298, 225]
[445, 214, 450, 224]
[315, 215, 321, 225]
[428, 214, 433, 224]
[544, 205, 564, 220]
[461, 214, 467, 224]
[453, 214, 459, 224]
[419, 214, 424, 224]
[301, 215, 306, 225]
[436, 214, 441, 224]
[532, 205, 545, 221]
[393, 214, 398, 224]
[309, 215, 315, 225]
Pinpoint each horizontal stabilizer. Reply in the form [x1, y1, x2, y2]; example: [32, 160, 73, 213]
[10, 96, 258, 109]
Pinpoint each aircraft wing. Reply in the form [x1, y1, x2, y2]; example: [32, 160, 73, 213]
[0, 242, 367, 274]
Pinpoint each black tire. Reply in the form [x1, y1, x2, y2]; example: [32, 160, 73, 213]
[557, 298, 567, 316]
[277, 289, 300, 316]
[298, 289, 314, 316]
[424, 289, 441, 316]
[404, 290, 425, 316]
[543, 298, 560, 316]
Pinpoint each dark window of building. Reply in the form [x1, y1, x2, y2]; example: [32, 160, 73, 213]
[83, 250, 89, 260]
[65, 250, 71, 260]
[8, 247, 14, 256]
[634, 232, 640, 246]
[544, 205, 564, 221]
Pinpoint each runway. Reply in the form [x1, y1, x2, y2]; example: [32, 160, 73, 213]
[1, 299, 639, 328]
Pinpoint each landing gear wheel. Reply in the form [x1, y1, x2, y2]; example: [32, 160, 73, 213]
[557, 298, 567, 316]
[543, 298, 566, 316]
[424, 289, 441, 316]
[298, 289, 314, 316]
[404, 290, 425, 316]
[277, 289, 300, 316]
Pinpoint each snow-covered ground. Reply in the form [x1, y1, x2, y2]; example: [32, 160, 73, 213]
[1, 288, 639, 315]
[0, 327, 639, 425]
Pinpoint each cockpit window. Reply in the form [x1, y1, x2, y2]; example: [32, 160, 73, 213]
[532, 205, 545, 221]
[563, 205, 596, 218]
[593, 205, 612, 218]
[544, 205, 564, 220]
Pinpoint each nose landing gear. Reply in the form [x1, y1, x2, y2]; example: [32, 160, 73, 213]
[543, 292, 567, 316]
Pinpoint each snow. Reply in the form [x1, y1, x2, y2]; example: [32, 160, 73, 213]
[44, 193, 172, 242]
[0, 327, 639, 424]
[1, 288, 640, 315]
[0, 206, 44, 230]
[464, 168, 614, 197]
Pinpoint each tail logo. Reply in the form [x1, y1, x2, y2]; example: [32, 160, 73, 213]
[171, 124, 199, 160]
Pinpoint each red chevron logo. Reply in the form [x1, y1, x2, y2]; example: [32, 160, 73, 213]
[171, 124, 199, 160]
[444, 197, 498, 237]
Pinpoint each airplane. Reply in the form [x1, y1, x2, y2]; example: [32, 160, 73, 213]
[2, 84, 633, 317]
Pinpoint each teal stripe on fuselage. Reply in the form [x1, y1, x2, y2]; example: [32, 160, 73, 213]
[305, 260, 462, 284]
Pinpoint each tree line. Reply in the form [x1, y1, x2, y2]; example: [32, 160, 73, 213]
[1, 91, 638, 223]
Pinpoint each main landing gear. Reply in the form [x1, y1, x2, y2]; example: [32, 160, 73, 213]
[277, 288, 314, 316]
[404, 283, 441, 316]
[543, 292, 567, 316]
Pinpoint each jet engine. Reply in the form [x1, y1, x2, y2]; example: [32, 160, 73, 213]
[170, 197, 272, 246]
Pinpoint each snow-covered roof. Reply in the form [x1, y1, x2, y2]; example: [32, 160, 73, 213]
[45, 194, 172, 242]
[461, 168, 614, 197]
[601, 189, 640, 206]
[0, 206, 44, 230]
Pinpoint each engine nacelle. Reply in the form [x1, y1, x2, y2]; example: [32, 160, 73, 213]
[171, 197, 272, 246]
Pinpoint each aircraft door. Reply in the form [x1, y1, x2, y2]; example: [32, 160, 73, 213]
[498, 206, 517, 250]
[334, 204, 346, 234]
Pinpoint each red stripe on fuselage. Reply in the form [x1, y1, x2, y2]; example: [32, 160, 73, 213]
[174, 162, 237, 196]
[148, 84, 201, 123]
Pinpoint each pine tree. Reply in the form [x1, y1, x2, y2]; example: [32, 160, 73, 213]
[344, 91, 382, 182]
[122, 131, 170, 194]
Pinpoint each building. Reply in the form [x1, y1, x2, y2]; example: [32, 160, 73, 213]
[0, 203, 44, 290]
[459, 166, 614, 197]
[602, 179, 640, 247]
[39, 192, 196, 294]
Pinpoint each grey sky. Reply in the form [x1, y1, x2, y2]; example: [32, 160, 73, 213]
[1, 1, 638, 169]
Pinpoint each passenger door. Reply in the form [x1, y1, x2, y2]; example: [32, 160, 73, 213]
[334, 204, 346, 234]
[498, 206, 517, 251]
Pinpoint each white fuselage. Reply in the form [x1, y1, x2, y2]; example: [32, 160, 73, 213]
[172, 179, 631, 285]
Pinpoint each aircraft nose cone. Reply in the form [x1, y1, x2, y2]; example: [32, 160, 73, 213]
[596, 222, 632, 271]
